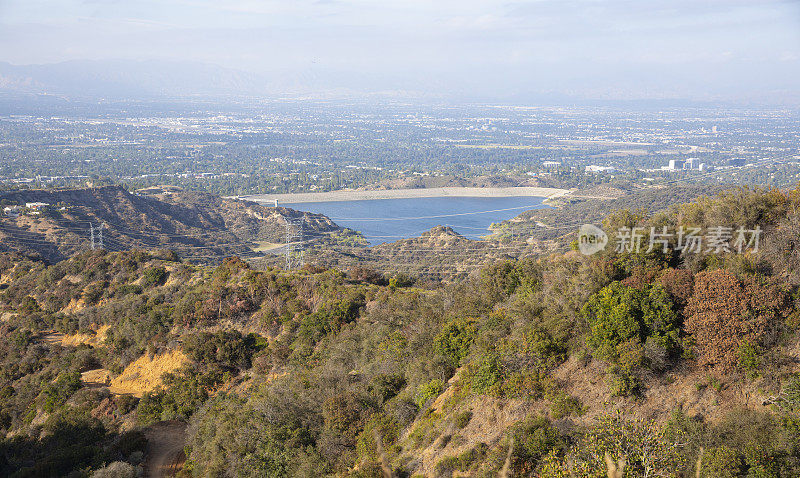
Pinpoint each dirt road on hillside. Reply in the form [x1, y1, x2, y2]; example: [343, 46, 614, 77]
[144, 421, 187, 477]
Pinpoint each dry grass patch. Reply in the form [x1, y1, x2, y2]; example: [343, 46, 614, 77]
[81, 368, 113, 387]
[61, 324, 110, 347]
[0, 311, 17, 322]
[109, 350, 190, 398]
[61, 297, 87, 314]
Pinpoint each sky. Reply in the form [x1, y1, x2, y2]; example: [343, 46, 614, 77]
[0, 0, 799, 102]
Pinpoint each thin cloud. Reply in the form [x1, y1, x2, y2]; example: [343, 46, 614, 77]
[0, 0, 797, 102]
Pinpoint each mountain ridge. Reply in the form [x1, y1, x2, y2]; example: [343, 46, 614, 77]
[0, 185, 343, 263]
[0, 59, 273, 99]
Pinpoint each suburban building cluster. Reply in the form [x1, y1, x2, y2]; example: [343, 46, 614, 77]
[3, 202, 53, 217]
[666, 158, 708, 171]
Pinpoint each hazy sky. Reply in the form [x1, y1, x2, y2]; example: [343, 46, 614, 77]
[1, 0, 799, 101]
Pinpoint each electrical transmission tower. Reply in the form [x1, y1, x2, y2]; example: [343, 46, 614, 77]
[90, 223, 106, 250]
[284, 218, 305, 270]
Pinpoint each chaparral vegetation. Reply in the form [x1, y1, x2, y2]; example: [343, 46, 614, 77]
[2, 186, 800, 477]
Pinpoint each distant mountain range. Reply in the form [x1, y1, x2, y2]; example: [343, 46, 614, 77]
[0, 60, 277, 100]
[0, 59, 759, 107]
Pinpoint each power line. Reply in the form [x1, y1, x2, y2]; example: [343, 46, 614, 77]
[3, 152, 796, 265]
[324, 203, 546, 221]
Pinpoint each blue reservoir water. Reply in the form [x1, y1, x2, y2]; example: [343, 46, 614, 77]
[286, 196, 550, 245]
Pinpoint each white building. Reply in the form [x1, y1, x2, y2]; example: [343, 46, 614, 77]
[25, 202, 49, 215]
[541, 161, 561, 168]
[668, 159, 685, 170]
[684, 158, 700, 170]
[585, 165, 616, 173]
[3, 205, 21, 217]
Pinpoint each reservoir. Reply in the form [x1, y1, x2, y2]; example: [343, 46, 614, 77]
[286, 196, 550, 245]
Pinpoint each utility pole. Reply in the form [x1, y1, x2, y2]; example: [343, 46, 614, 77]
[98, 223, 105, 250]
[90, 224, 95, 250]
[284, 218, 305, 270]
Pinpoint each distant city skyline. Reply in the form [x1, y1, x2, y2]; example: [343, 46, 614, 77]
[1, 0, 799, 103]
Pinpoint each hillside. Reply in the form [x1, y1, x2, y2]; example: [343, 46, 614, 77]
[490, 183, 729, 241]
[307, 226, 557, 280]
[0, 186, 344, 263]
[1, 186, 800, 476]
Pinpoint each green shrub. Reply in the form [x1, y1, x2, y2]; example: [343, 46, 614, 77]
[356, 413, 400, 462]
[116, 284, 143, 296]
[1, 410, 107, 477]
[83, 281, 107, 304]
[136, 368, 221, 425]
[414, 379, 444, 408]
[295, 293, 366, 346]
[522, 326, 568, 369]
[142, 266, 168, 286]
[547, 391, 583, 419]
[41, 371, 82, 412]
[470, 355, 503, 395]
[737, 341, 761, 377]
[511, 416, 563, 474]
[388, 273, 414, 289]
[183, 330, 266, 371]
[700, 446, 745, 478]
[480, 259, 539, 301]
[454, 410, 473, 428]
[605, 339, 646, 396]
[322, 390, 378, 447]
[434, 318, 478, 366]
[583, 281, 680, 396]
[369, 374, 406, 404]
[105, 430, 147, 462]
[20, 295, 41, 314]
[582, 281, 680, 364]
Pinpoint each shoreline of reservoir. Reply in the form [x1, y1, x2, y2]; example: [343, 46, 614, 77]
[235, 186, 571, 204]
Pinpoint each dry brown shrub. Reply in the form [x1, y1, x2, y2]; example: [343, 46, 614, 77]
[685, 269, 786, 370]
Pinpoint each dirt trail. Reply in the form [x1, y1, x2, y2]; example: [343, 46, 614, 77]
[144, 421, 187, 478]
